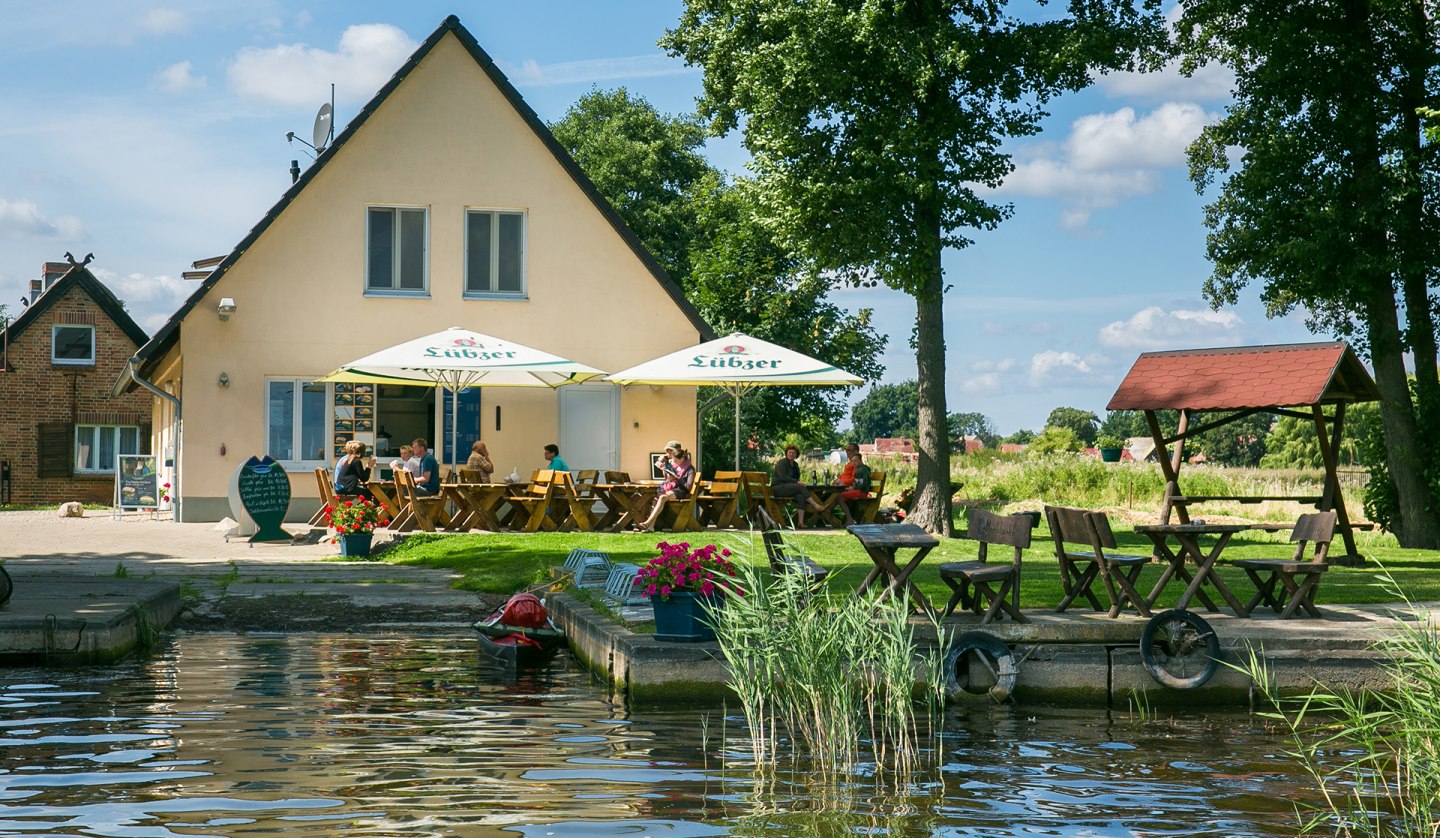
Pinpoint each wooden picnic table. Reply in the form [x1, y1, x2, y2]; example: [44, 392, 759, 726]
[367, 480, 400, 520]
[596, 482, 662, 532]
[848, 523, 941, 617]
[1134, 522, 1253, 617]
[805, 484, 848, 528]
[442, 482, 511, 531]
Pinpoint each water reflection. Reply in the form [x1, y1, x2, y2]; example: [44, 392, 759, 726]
[0, 633, 1312, 836]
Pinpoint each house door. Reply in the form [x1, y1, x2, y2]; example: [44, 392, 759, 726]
[558, 384, 618, 472]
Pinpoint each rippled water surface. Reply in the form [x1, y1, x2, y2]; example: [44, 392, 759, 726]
[0, 633, 1316, 836]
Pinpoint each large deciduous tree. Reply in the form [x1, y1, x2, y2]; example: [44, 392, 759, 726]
[664, 0, 1166, 534]
[850, 381, 922, 443]
[1179, 0, 1440, 547]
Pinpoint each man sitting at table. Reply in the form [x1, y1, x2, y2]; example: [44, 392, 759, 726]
[543, 443, 569, 475]
[834, 442, 873, 526]
[412, 438, 440, 495]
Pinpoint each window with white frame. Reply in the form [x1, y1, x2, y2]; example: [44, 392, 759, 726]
[75, 425, 140, 473]
[366, 206, 428, 294]
[465, 210, 525, 297]
[52, 325, 95, 366]
[266, 379, 328, 464]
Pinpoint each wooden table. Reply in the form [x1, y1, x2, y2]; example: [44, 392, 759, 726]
[443, 483, 511, 531]
[848, 523, 941, 616]
[596, 483, 661, 532]
[805, 484, 848, 528]
[367, 480, 400, 519]
[1134, 522, 1253, 616]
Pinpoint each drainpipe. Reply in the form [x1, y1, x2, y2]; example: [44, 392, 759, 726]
[126, 356, 181, 522]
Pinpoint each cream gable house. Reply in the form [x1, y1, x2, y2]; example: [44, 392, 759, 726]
[121, 16, 710, 522]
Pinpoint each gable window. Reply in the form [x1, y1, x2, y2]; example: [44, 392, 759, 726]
[266, 379, 328, 465]
[465, 210, 525, 297]
[366, 206, 428, 295]
[75, 425, 140, 473]
[52, 325, 95, 366]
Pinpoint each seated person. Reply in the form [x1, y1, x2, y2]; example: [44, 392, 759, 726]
[411, 438, 440, 495]
[635, 441, 694, 532]
[834, 443, 873, 525]
[772, 444, 824, 528]
[389, 444, 415, 478]
[543, 443, 569, 474]
[334, 441, 375, 502]
[466, 440, 494, 483]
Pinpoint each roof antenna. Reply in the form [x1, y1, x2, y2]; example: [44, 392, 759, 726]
[286, 84, 335, 166]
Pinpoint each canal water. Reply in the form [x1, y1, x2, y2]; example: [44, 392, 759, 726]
[0, 633, 1316, 836]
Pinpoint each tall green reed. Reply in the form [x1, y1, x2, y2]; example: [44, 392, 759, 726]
[1238, 574, 1440, 836]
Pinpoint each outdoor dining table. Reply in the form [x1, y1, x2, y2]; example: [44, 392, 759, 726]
[1133, 522, 1253, 617]
[848, 522, 941, 617]
[596, 482, 662, 532]
[366, 480, 400, 519]
[804, 484, 849, 528]
[442, 483, 511, 531]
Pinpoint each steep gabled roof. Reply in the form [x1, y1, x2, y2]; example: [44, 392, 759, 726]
[1, 264, 148, 367]
[1107, 342, 1379, 411]
[130, 14, 711, 381]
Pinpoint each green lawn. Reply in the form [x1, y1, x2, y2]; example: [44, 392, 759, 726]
[365, 524, 1440, 607]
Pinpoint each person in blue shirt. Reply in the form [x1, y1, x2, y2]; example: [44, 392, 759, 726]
[412, 438, 440, 495]
[543, 443, 569, 474]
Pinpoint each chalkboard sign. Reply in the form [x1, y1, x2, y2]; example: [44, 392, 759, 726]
[237, 455, 292, 542]
[117, 455, 159, 509]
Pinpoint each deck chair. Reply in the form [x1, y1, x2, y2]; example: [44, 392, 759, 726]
[309, 467, 337, 527]
[761, 530, 829, 588]
[938, 509, 1031, 623]
[1045, 505, 1152, 618]
[1235, 511, 1338, 619]
[553, 471, 598, 532]
[394, 469, 448, 533]
[508, 469, 559, 533]
[697, 471, 742, 529]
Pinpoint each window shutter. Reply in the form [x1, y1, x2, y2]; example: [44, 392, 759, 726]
[139, 423, 153, 455]
[38, 422, 72, 478]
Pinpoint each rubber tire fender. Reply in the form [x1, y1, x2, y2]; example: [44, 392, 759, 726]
[943, 630, 1017, 703]
[0, 564, 10, 608]
[1140, 609, 1220, 690]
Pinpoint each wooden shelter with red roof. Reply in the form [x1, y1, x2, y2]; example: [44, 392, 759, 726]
[1107, 342, 1378, 563]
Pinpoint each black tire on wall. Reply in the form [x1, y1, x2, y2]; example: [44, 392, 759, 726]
[944, 631, 1018, 703]
[1140, 609, 1220, 690]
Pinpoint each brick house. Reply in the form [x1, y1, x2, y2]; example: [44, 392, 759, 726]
[0, 261, 151, 506]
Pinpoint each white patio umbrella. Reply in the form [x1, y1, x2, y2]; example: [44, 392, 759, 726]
[606, 332, 862, 470]
[319, 327, 604, 472]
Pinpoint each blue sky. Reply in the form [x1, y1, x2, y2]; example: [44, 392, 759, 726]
[0, 1, 1321, 434]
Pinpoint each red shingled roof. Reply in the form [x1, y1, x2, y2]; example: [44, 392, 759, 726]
[1107, 342, 1378, 411]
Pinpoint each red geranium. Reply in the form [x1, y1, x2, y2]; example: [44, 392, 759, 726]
[325, 496, 388, 534]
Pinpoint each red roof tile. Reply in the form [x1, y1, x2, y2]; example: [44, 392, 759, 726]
[1107, 342, 1378, 411]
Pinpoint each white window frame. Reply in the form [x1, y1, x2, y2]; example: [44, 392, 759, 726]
[52, 324, 96, 366]
[365, 205, 430, 296]
[463, 208, 528, 299]
[75, 424, 140, 474]
[264, 377, 331, 468]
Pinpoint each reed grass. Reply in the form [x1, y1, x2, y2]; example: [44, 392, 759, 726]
[1238, 574, 1440, 836]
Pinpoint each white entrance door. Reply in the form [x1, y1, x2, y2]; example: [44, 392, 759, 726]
[558, 384, 619, 472]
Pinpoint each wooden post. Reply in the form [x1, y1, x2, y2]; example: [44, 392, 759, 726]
[1314, 402, 1361, 564]
[1148, 409, 1190, 524]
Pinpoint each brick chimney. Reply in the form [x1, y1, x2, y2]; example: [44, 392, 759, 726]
[28, 279, 43, 304]
[42, 261, 69, 289]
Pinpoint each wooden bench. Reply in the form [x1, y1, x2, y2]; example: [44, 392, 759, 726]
[309, 467, 337, 527]
[394, 469, 448, 532]
[508, 469, 559, 533]
[761, 530, 829, 587]
[696, 471, 741, 529]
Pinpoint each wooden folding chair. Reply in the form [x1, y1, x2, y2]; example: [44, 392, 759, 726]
[1045, 505, 1152, 618]
[741, 471, 789, 528]
[1235, 511, 1338, 618]
[697, 471, 742, 529]
[938, 509, 1031, 623]
[575, 470, 600, 499]
[394, 469, 448, 532]
[761, 530, 829, 588]
[553, 471, 598, 532]
[508, 469, 559, 533]
[849, 470, 888, 525]
[309, 467, 337, 527]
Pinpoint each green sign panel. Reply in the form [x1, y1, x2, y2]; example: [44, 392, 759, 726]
[116, 455, 159, 509]
[237, 455, 292, 543]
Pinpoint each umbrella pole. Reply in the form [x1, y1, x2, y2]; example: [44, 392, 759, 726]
[733, 387, 741, 472]
[450, 384, 459, 477]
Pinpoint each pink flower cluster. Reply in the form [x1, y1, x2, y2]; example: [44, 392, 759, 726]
[633, 541, 739, 600]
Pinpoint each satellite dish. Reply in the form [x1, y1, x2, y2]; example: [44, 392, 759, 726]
[312, 103, 333, 152]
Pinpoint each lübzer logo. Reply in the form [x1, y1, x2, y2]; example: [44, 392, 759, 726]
[424, 337, 517, 361]
[689, 343, 780, 370]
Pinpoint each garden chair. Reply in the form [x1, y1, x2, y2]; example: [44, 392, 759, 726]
[394, 469, 448, 533]
[574, 469, 601, 499]
[761, 530, 829, 588]
[508, 469, 559, 533]
[603, 470, 631, 484]
[309, 467, 337, 527]
[552, 471, 598, 532]
[1044, 505, 1152, 618]
[741, 471, 790, 528]
[1234, 511, 1338, 619]
[696, 471, 742, 529]
[458, 468, 487, 483]
[937, 509, 1031, 623]
[850, 470, 887, 525]
[650, 470, 700, 532]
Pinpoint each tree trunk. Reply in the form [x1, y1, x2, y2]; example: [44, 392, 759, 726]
[906, 191, 953, 536]
[1365, 285, 1440, 548]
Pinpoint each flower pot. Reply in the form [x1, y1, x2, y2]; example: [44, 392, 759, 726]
[1100, 447, 1123, 463]
[650, 592, 721, 643]
[339, 532, 373, 558]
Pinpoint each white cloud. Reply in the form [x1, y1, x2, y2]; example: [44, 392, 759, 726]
[497, 54, 697, 87]
[1029, 350, 1106, 387]
[969, 358, 1015, 374]
[1097, 306, 1244, 350]
[153, 60, 206, 92]
[961, 373, 1002, 394]
[1097, 60, 1235, 103]
[998, 103, 1217, 232]
[0, 197, 84, 240]
[92, 268, 191, 333]
[138, 7, 186, 36]
[227, 24, 419, 106]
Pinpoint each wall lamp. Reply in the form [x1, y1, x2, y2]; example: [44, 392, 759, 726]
[217, 297, 237, 321]
[218, 372, 230, 388]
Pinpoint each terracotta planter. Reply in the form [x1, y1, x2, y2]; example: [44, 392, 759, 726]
[339, 532, 374, 558]
[650, 592, 721, 642]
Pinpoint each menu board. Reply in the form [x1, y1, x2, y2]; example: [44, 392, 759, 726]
[237, 455, 292, 542]
[117, 455, 159, 509]
[332, 382, 376, 458]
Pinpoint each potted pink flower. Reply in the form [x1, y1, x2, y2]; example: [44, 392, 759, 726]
[633, 541, 739, 642]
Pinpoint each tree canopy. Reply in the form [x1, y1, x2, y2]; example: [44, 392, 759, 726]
[849, 381, 920, 444]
